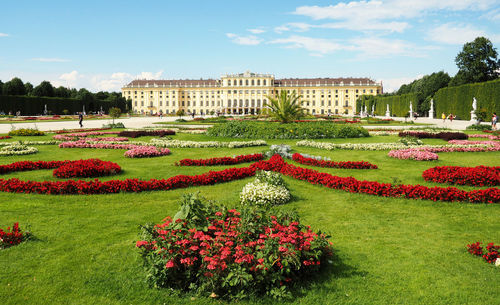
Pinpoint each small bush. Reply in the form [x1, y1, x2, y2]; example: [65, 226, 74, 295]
[102, 122, 125, 129]
[466, 124, 492, 131]
[0, 222, 32, 249]
[8, 128, 45, 136]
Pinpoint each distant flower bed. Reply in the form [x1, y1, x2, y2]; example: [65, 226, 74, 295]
[467, 242, 500, 265]
[292, 153, 378, 169]
[423, 166, 500, 186]
[469, 134, 500, 140]
[53, 127, 112, 134]
[0, 144, 38, 156]
[136, 194, 332, 300]
[388, 149, 439, 161]
[178, 153, 264, 166]
[398, 131, 468, 141]
[0, 222, 32, 249]
[117, 130, 175, 138]
[0, 136, 12, 140]
[124, 146, 171, 158]
[53, 159, 121, 178]
[8, 129, 45, 136]
[53, 131, 119, 141]
[151, 139, 267, 148]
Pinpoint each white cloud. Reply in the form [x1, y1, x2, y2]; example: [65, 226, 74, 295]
[0, 33, 9, 37]
[248, 28, 265, 34]
[31, 57, 70, 62]
[381, 75, 424, 93]
[274, 25, 290, 34]
[226, 33, 262, 45]
[269, 35, 351, 56]
[274, 20, 408, 34]
[427, 23, 488, 45]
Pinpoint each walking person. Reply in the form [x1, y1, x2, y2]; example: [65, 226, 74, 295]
[492, 112, 498, 130]
[442, 112, 446, 122]
[78, 112, 83, 128]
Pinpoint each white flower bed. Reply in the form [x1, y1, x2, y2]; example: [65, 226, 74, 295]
[296, 140, 496, 151]
[264, 144, 293, 159]
[0, 144, 38, 156]
[240, 182, 290, 207]
[0, 140, 61, 146]
[151, 139, 267, 148]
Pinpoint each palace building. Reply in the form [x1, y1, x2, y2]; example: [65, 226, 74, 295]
[121, 71, 382, 115]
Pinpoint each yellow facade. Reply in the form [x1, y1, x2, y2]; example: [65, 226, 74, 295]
[121, 71, 382, 115]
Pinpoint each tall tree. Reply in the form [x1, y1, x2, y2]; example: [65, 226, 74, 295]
[24, 82, 34, 96]
[32, 81, 55, 97]
[0, 80, 3, 95]
[453, 37, 500, 84]
[2, 77, 26, 95]
[265, 90, 305, 123]
[54, 86, 71, 98]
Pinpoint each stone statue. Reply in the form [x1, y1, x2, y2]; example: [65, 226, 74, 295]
[428, 99, 434, 119]
[472, 97, 477, 111]
[409, 101, 414, 120]
[385, 104, 390, 118]
[371, 104, 375, 116]
[470, 97, 477, 122]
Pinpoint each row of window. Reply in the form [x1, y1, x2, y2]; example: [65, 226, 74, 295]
[125, 88, 377, 96]
[227, 79, 268, 86]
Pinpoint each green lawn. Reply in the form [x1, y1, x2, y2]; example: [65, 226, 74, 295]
[0, 132, 499, 305]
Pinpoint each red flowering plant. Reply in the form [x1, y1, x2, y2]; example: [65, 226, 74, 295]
[292, 153, 378, 169]
[423, 166, 499, 187]
[177, 153, 264, 166]
[0, 222, 32, 249]
[466, 242, 499, 265]
[53, 159, 121, 178]
[136, 193, 333, 300]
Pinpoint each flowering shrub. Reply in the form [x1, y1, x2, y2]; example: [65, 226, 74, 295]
[8, 128, 45, 136]
[388, 149, 439, 161]
[241, 171, 290, 207]
[117, 130, 175, 138]
[264, 144, 293, 159]
[151, 139, 267, 148]
[254, 170, 287, 187]
[398, 131, 468, 141]
[124, 146, 171, 158]
[178, 154, 264, 166]
[136, 194, 333, 299]
[422, 166, 500, 186]
[53, 159, 121, 178]
[0, 136, 12, 140]
[466, 242, 500, 265]
[292, 153, 378, 169]
[398, 136, 423, 146]
[0, 144, 38, 156]
[0, 222, 31, 249]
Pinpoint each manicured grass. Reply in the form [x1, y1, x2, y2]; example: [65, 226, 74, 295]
[0, 131, 499, 304]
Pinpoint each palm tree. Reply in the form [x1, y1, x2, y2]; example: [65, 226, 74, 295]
[265, 90, 305, 123]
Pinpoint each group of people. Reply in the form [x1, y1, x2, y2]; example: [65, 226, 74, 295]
[441, 113, 456, 122]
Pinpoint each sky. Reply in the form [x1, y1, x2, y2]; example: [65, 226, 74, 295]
[1, 0, 499, 93]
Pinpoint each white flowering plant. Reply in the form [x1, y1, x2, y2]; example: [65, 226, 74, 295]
[240, 171, 290, 207]
[0, 144, 38, 156]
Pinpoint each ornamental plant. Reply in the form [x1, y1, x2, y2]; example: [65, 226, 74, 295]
[178, 154, 264, 166]
[466, 242, 500, 265]
[241, 171, 290, 207]
[0, 222, 31, 249]
[423, 166, 499, 186]
[8, 128, 45, 136]
[292, 153, 378, 169]
[53, 159, 121, 178]
[136, 193, 333, 300]
[0, 136, 12, 140]
[388, 149, 439, 161]
[117, 130, 175, 138]
[0, 144, 38, 156]
[124, 146, 171, 158]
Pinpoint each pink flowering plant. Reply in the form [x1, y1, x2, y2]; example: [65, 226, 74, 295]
[136, 193, 333, 300]
[388, 148, 439, 161]
[124, 146, 171, 158]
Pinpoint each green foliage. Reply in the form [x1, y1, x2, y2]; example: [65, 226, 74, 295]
[466, 123, 492, 130]
[176, 109, 185, 117]
[101, 122, 125, 129]
[2, 77, 26, 95]
[109, 107, 121, 124]
[454, 37, 500, 84]
[434, 78, 500, 120]
[207, 121, 369, 139]
[8, 128, 45, 136]
[265, 91, 305, 123]
[32, 81, 55, 97]
[357, 93, 417, 117]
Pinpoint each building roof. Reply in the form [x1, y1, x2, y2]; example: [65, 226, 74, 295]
[274, 78, 377, 86]
[126, 79, 219, 87]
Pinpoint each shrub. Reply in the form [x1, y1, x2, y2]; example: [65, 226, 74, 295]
[8, 128, 45, 136]
[53, 159, 121, 178]
[102, 122, 125, 129]
[264, 144, 293, 159]
[466, 124, 492, 131]
[0, 222, 31, 249]
[240, 181, 290, 207]
[254, 170, 286, 187]
[207, 121, 369, 139]
[136, 193, 333, 300]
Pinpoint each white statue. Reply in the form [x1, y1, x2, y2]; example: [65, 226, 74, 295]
[409, 101, 414, 120]
[364, 105, 368, 117]
[472, 97, 477, 111]
[428, 99, 434, 119]
[470, 97, 477, 122]
[385, 104, 390, 118]
[371, 104, 375, 116]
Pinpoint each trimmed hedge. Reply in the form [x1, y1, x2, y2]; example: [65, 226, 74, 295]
[357, 93, 418, 117]
[206, 121, 369, 139]
[0, 95, 130, 115]
[434, 78, 500, 120]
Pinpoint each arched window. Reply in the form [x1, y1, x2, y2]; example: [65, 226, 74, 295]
[251, 100, 255, 107]
[257, 99, 261, 107]
[245, 99, 249, 107]
[239, 99, 243, 107]
[257, 79, 260, 86]
[263, 80, 267, 86]
[233, 100, 237, 107]
[239, 79, 243, 86]
[251, 80, 255, 86]
[228, 80, 231, 86]
[227, 99, 231, 107]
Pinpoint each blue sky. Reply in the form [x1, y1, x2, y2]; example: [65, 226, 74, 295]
[1, 0, 499, 92]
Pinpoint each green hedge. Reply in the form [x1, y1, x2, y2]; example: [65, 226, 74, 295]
[206, 121, 369, 139]
[0, 95, 130, 115]
[434, 79, 500, 120]
[357, 93, 417, 117]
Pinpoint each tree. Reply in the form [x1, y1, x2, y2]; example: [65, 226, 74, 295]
[2, 77, 26, 95]
[32, 81, 55, 97]
[24, 82, 34, 96]
[265, 90, 305, 123]
[0, 80, 3, 95]
[176, 109, 185, 117]
[109, 107, 121, 125]
[454, 37, 500, 84]
[54, 86, 71, 98]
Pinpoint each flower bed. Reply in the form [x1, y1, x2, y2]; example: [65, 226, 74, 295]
[8, 128, 45, 136]
[0, 136, 12, 140]
[53, 131, 120, 141]
[151, 139, 267, 148]
[53, 159, 121, 178]
[240, 171, 290, 207]
[469, 134, 500, 140]
[117, 130, 175, 138]
[422, 166, 500, 186]
[124, 146, 171, 158]
[292, 153, 378, 169]
[398, 131, 468, 141]
[0, 144, 38, 156]
[53, 127, 112, 134]
[447, 140, 498, 146]
[0, 222, 31, 249]
[178, 154, 264, 166]
[467, 242, 500, 265]
[136, 194, 332, 299]
[388, 149, 439, 161]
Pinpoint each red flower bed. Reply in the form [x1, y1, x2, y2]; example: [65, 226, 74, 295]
[53, 159, 121, 178]
[292, 153, 377, 169]
[178, 153, 264, 166]
[467, 242, 499, 264]
[0, 136, 12, 140]
[0, 222, 31, 249]
[423, 166, 500, 187]
[117, 130, 175, 138]
[136, 194, 332, 299]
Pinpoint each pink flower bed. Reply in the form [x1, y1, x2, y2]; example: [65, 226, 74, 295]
[59, 141, 140, 150]
[388, 149, 439, 161]
[447, 140, 498, 146]
[53, 131, 120, 141]
[124, 146, 171, 158]
[469, 134, 500, 140]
